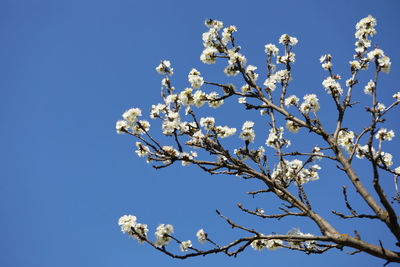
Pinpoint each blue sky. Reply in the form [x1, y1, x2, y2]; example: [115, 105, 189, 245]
[1, 0, 400, 266]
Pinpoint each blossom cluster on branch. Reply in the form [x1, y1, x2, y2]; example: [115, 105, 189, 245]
[116, 15, 400, 264]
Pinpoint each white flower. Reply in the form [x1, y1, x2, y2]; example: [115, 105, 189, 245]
[375, 128, 395, 141]
[395, 167, 400, 175]
[118, 215, 137, 234]
[156, 60, 173, 75]
[379, 56, 391, 73]
[188, 68, 204, 89]
[200, 47, 218, 64]
[264, 76, 277, 91]
[393, 92, 400, 101]
[300, 94, 320, 113]
[196, 229, 207, 244]
[179, 88, 194, 106]
[286, 120, 300, 133]
[200, 117, 215, 130]
[266, 239, 283, 250]
[312, 145, 324, 161]
[251, 239, 267, 251]
[238, 97, 246, 104]
[215, 126, 236, 138]
[207, 92, 224, 108]
[221, 25, 237, 45]
[116, 120, 128, 134]
[246, 65, 259, 80]
[228, 50, 247, 66]
[193, 90, 206, 107]
[150, 103, 166, 119]
[204, 19, 223, 30]
[363, 80, 375, 95]
[349, 60, 361, 70]
[122, 107, 142, 126]
[180, 240, 192, 252]
[224, 64, 239, 76]
[154, 224, 174, 248]
[322, 77, 343, 95]
[377, 152, 393, 167]
[279, 34, 297, 46]
[285, 95, 299, 108]
[265, 44, 279, 56]
[338, 130, 355, 153]
[239, 121, 255, 143]
[376, 103, 386, 113]
[134, 223, 149, 243]
[135, 142, 150, 157]
[241, 84, 252, 94]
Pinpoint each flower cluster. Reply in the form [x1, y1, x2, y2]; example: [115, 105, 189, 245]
[286, 228, 317, 249]
[239, 121, 256, 143]
[156, 60, 174, 75]
[375, 128, 395, 141]
[279, 34, 298, 46]
[251, 238, 283, 251]
[266, 127, 290, 149]
[118, 215, 149, 243]
[188, 69, 204, 89]
[116, 108, 149, 135]
[300, 94, 320, 114]
[180, 240, 192, 252]
[155, 224, 174, 248]
[320, 54, 332, 70]
[322, 76, 343, 96]
[284, 95, 299, 108]
[265, 44, 279, 56]
[215, 125, 237, 138]
[367, 48, 391, 73]
[364, 80, 375, 95]
[354, 15, 376, 54]
[337, 130, 355, 153]
[271, 160, 321, 185]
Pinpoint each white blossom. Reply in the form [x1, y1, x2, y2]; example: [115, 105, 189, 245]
[221, 25, 237, 45]
[265, 43, 279, 56]
[215, 126, 237, 138]
[300, 94, 320, 113]
[155, 224, 174, 248]
[135, 141, 150, 157]
[364, 80, 375, 95]
[188, 69, 204, 89]
[322, 77, 343, 95]
[376, 103, 386, 113]
[179, 88, 194, 106]
[338, 130, 355, 153]
[180, 240, 192, 252]
[204, 19, 223, 30]
[239, 121, 256, 143]
[393, 92, 400, 101]
[200, 47, 218, 64]
[116, 120, 128, 134]
[375, 128, 395, 141]
[118, 215, 137, 234]
[156, 60, 174, 75]
[196, 229, 207, 244]
[150, 103, 166, 119]
[193, 90, 206, 107]
[286, 120, 300, 133]
[207, 92, 224, 108]
[285, 95, 299, 108]
[122, 107, 142, 126]
[200, 117, 215, 130]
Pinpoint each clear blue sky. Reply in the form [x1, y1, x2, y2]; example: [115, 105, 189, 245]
[1, 0, 400, 266]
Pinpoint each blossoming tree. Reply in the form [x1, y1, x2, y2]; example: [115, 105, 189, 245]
[116, 16, 400, 264]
